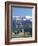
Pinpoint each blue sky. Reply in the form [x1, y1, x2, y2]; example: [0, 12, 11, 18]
[12, 7, 32, 16]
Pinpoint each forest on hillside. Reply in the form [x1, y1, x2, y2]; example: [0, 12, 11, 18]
[11, 16, 32, 38]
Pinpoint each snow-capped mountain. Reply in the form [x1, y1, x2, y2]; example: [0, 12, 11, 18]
[12, 16, 32, 33]
[13, 16, 32, 22]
